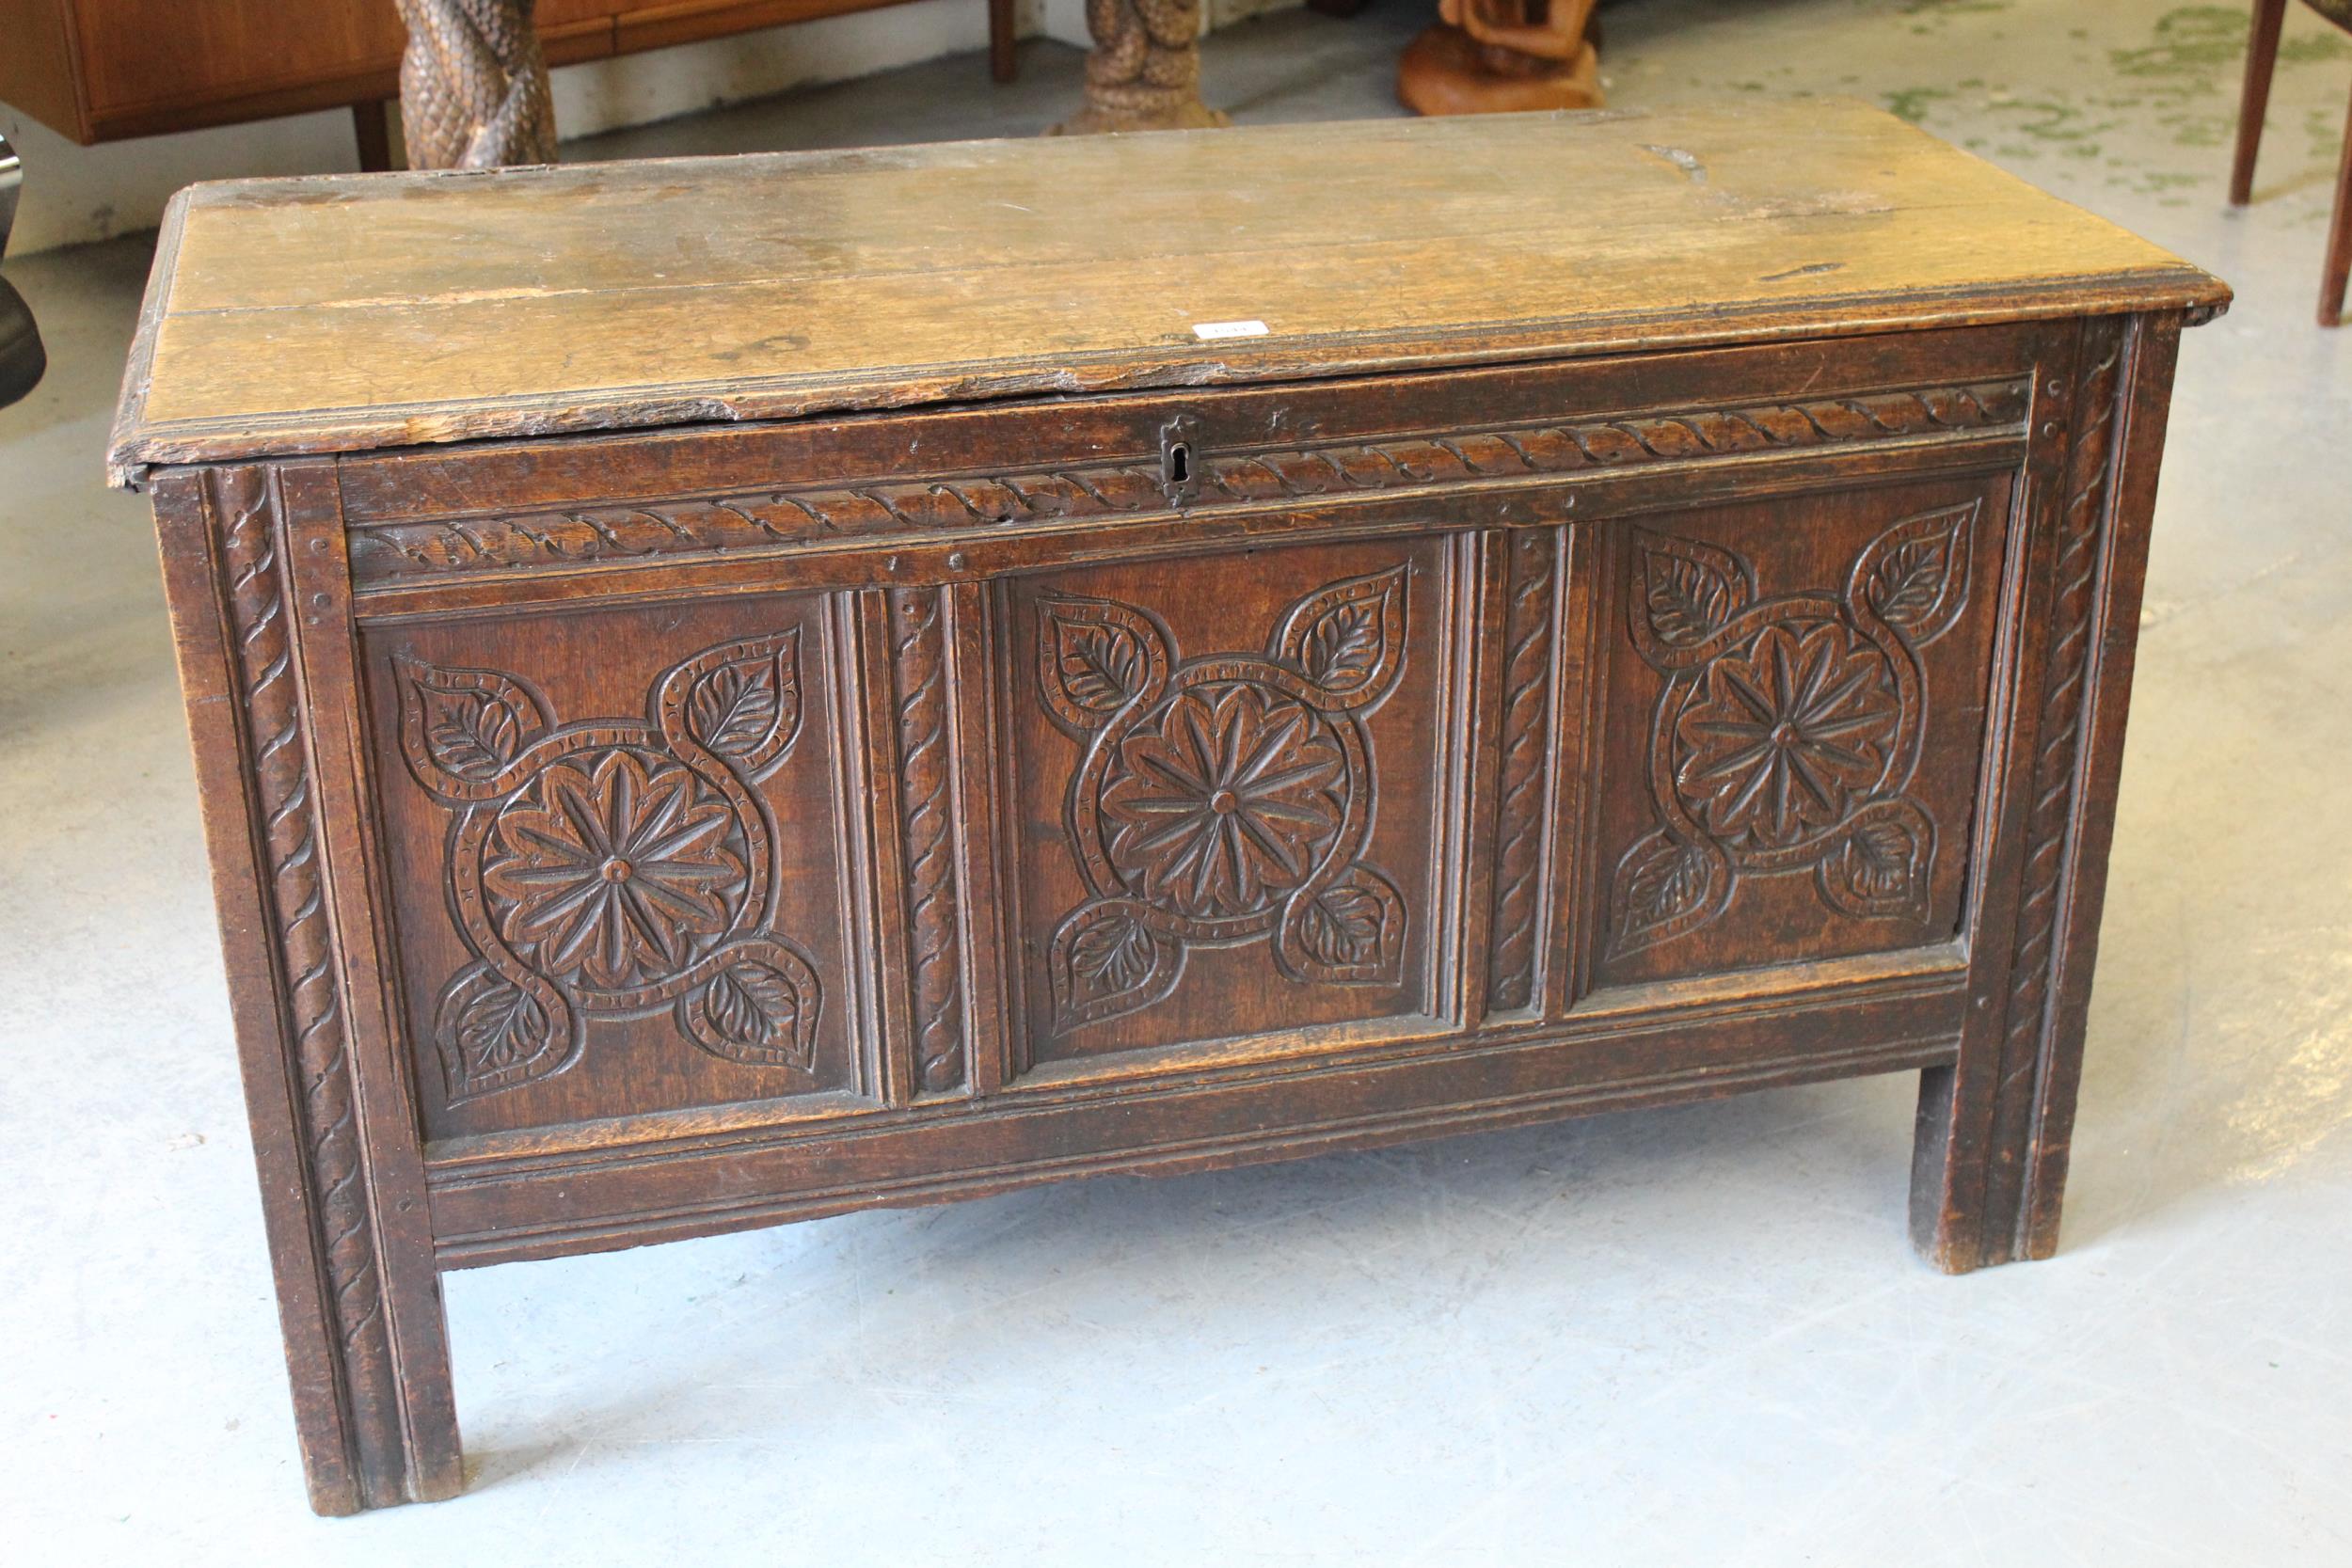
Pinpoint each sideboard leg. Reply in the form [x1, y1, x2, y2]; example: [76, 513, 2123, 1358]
[1908, 312, 2184, 1274]
[152, 466, 464, 1512]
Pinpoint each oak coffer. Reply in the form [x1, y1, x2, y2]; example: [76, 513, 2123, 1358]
[109, 103, 2229, 1513]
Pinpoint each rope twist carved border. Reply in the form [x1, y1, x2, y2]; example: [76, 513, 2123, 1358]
[346, 380, 2030, 582]
[1486, 529, 1559, 1012]
[888, 587, 965, 1092]
[1978, 320, 2126, 1256]
[215, 467, 398, 1467]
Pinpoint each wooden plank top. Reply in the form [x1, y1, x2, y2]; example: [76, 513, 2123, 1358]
[108, 100, 2228, 486]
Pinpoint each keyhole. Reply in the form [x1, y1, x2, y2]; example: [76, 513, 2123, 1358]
[1166, 441, 1191, 485]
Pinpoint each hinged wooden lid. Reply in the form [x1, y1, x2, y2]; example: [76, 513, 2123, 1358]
[108, 100, 2227, 487]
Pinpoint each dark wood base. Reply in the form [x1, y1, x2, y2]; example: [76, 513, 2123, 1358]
[1052, 100, 1232, 135]
[1055, 0, 1226, 135]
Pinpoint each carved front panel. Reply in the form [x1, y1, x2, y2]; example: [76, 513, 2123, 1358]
[1591, 474, 2014, 988]
[1006, 538, 1454, 1071]
[366, 596, 866, 1141]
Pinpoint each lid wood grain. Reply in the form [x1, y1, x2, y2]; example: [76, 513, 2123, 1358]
[108, 101, 2228, 486]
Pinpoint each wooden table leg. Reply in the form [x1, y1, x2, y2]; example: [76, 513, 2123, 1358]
[394, 0, 556, 169]
[1052, 0, 1228, 135]
[990, 0, 1017, 83]
[2230, 0, 2286, 206]
[2323, 79, 2352, 326]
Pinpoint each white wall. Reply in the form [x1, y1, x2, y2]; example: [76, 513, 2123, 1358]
[1, 0, 1295, 257]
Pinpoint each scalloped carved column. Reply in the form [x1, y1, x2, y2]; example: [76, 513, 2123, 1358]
[1054, 0, 1229, 135]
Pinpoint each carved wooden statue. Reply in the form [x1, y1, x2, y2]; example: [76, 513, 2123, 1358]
[1055, 0, 1228, 135]
[1399, 0, 1602, 117]
[396, 0, 557, 168]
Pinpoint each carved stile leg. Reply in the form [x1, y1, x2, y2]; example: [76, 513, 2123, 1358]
[1908, 314, 2184, 1272]
[153, 467, 461, 1512]
[1054, 0, 1229, 135]
[395, 0, 556, 169]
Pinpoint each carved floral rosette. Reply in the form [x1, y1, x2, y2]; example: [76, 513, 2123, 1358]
[1610, 502, 1981, 957]
[1040, 568, 1413, 1031]
[395, 631, 822, 1101]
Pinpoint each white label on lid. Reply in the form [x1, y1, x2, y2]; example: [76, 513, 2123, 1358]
[1192, 319, 1270, 341]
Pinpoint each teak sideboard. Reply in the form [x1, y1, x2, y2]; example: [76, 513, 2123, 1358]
[0, 0, 1012, 150]
[109, 104, 2228, 1513]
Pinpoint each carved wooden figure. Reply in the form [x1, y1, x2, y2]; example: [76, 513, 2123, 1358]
[1399, 0, 1602, 117]
[1056, 0, 1227, 134]
[395, 0, 556, 168]
[109, 105, 2225, 1512]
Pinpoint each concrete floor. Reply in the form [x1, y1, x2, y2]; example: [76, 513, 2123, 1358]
[5, 1, 2350, 1561]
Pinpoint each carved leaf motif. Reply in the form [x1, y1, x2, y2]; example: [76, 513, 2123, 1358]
[430, 691, 521, 776]
[1048, 900, 1180, 1030]
[1869, 541, 1953, 624]
[677, 943, 820, 1069]
[455, 976, 547, 1073]
[1632, 531, 1750, 657]
[1300, 885, 1381, 966]
[1064, 625, 1147, 710]
[434, 964, 571, 1102]
[1816, 803, 1933, 921]
[699, 966, 807, 1066]
[396, 657, 547, 795]
[1608, 829, 1728, 957]
[1073, 913, 1155, 988]
[1272, 566, 1408, 707]
[1852, 502, 1978, 644]
[683, 630, 803, 768]
[1281, 863, 1406, 985]
[1039, 596, 1168, 731]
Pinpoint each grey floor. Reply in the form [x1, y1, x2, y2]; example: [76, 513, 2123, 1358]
[6, 1, 2350, 1561]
